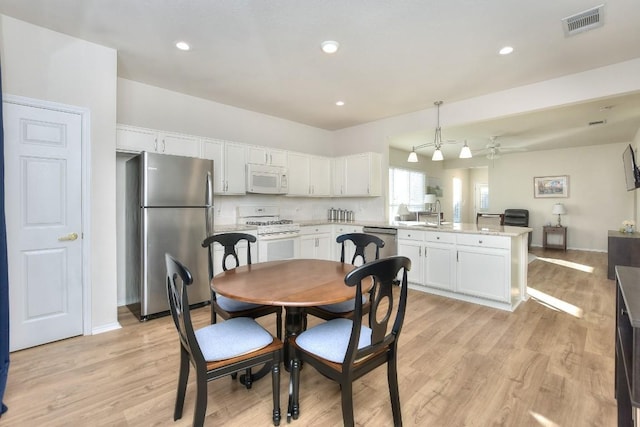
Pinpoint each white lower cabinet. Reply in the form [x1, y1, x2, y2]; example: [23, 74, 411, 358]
[300, 225, 332, 260]
[456, 234, 511, 303]
[424, 242, 456, 291]
[398, 228, 518, 309]
[398, 238, 424, 285]
[397, 229, 455, 290]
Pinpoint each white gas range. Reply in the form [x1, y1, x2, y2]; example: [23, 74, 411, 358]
[237, 206, 301, 262]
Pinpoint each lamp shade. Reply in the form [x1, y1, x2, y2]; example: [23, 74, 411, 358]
[552, 203, 567, 215]
[432, 149, 444, 161]
[397, 204, 411, 216]
[424, 194, 436, 204]
[459, 141, 472, 159]
[407, 150, 418, 162]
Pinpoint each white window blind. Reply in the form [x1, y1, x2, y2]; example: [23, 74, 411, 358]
[389, 168, 426, 219]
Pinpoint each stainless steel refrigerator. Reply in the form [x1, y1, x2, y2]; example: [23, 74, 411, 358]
[126, 152, 214, 319]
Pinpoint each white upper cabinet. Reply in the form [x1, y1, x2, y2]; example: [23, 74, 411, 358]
[332, 157, 346, 196]
[287, 152, 331, 196]
[201, 138, 246, 195]
[309, 155, 331, 196]
[116, 125, 200, 158]
[333, 152, 381, 197]
[247, 146, 288, 167]
[117, 124, 381, 199]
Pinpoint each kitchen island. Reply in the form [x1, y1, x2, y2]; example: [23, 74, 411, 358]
[393, 222, 532, 312]
[212, 219, 531, 312]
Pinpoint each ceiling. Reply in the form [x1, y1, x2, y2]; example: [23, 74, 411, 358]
[1, 1, 640, 158]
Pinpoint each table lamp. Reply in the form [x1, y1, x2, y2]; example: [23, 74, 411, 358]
[424, 194, 436, 212]
[552, 203, 566, 226]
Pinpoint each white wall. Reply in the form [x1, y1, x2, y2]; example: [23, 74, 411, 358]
[117, 79, 334, 156]
[0, 15, 118, 331]
[488, 142, 632, 251]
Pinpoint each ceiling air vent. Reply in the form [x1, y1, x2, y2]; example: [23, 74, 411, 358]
[562, 4, 604, 36]
[588, 119, 607, 126]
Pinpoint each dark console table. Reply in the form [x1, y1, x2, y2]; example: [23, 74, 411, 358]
[609, 231, 640, 280]
[543, 225, 567, 251]
[615, 266, 640, 426]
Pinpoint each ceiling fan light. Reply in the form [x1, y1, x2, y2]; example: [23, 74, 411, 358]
[459, 142, 472, 159]
[432, 149, 444, 161]
[407, 150, 418, 162]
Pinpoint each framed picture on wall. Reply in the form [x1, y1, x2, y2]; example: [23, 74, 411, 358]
[426, 177, 443, 197]
[533, 175, 569, 198]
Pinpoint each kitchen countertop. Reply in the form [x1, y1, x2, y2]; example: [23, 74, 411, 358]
[214, 220, 532, 237]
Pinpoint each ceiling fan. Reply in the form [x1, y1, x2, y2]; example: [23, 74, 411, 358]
[478, 136, 527, 160]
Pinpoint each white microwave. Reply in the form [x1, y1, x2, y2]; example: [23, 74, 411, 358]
[246, 163, 288, 194]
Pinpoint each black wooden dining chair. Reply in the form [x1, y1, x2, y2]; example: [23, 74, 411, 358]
[165, 253, 283, 427]
[202, 233, 282, 339]
[287, 255, 411, 426]
[304, 233, 385, 323]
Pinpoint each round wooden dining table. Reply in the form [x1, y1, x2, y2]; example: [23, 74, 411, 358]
[211, 258, 360, 364]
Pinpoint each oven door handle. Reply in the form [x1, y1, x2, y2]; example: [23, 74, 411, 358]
[258, 233, 300, 241]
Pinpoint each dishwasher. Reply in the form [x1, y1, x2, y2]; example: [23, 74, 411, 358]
[362, 226, 398, 260]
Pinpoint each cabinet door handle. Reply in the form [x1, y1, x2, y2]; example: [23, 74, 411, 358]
[154, 138, 158, 151]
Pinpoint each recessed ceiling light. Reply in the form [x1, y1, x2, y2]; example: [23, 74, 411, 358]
[336, 101, 345, 106]
[499, 46, 514, 55]
[321, 40, 340, 54]
[176, 41, 191, 51]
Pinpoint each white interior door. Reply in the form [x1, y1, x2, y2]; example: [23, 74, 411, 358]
[4, 101, 84, 351]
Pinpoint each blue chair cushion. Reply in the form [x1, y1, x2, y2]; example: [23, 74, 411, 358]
[216, 294, 262, 312]
[295, 318, 371, 363]
[316, 295, 367, 313]
[195, 317, 274, 362]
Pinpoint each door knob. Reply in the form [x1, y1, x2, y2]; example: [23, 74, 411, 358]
[58, 232, 78, 241]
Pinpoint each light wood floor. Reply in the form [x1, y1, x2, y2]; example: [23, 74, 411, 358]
[2, 248, 617, 426]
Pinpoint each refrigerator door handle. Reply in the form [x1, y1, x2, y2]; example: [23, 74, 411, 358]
[206, 171, 213, 206]
[205, 171, 214, 236]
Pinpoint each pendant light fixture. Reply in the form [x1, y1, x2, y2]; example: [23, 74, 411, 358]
[459, 140, 472, 159]
[406, 101, 473, 162]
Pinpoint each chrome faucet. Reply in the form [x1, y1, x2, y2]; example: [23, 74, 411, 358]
[435, 199, 442, 226]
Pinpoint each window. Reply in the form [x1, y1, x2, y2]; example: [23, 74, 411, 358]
[475, 183, 489, 214]
[389, 168, 426, 219]
[453, 177, 462, 223]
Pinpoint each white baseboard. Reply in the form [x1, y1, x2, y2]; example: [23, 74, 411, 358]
[91, 322, 122, 335]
